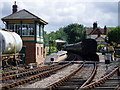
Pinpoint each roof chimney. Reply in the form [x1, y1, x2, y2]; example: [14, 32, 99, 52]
[12, 1, 18, 14]
[93, 22, 97, 30]
[104, 25, 107, 35]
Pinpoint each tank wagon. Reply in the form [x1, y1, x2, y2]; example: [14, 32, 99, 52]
[63, 39, 99, 61]
[0, 29, 23, 68]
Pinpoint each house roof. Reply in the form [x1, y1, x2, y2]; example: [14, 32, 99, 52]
[90, 28, 102, 35]
[85, 27, 111, 35]
[1, 9, 48, 25]
[85, 28, 93, 35]
[95, 36, 105, 42]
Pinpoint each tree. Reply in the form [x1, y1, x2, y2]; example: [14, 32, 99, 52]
[107, 26, 120, 43]
[44, 31, 49, 46]
[45, 23, 86, 46]
[63, 23, 86, 43]
[55, 28, 67, 40]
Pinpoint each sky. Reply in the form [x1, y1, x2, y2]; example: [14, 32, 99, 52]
[0, 0, 119, 33]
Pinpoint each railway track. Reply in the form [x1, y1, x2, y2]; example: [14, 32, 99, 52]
[82, 66, 120, 90]
[1, 64, 62, 82]
[47, 62, 97, 90]
[1, 54, 78, 89]
[1, 63, 58, 77]
[1, 62, 72, 89]
[1, 53, 77, 78]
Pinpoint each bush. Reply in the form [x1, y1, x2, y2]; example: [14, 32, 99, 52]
[97, 44, 105, 51]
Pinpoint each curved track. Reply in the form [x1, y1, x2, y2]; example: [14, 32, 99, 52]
[1, 54, 78, 89]
[1, 63, 59, 81]
[82, 66, 120, 90]
[47, 62, 97, 90]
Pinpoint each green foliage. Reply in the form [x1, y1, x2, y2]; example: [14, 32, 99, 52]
[0, 70, 4, 73]
[63, 23, 86, 43]
[45, 23, 86, 44]
[46, 29, 67, 42]
[50, 46, 58, 53]
[44, 31, 49, 46]
[107, 26, 120, 42]
[97, 44, 105, 51]
[55, 28, 68, 40]
[44, 23, 86, 53]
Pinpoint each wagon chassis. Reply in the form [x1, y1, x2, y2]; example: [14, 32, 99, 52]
[1, 54, 24, 69]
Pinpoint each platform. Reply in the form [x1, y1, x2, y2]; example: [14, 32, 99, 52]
[44, 51, 67, 63]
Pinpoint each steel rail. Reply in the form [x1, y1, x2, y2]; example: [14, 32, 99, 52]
[1, 62, 72, 89]
[80, 62, 97, 88]
[0, 63, 59, 81]
[82, 66, 119, 89]
[47, 62, 84, 89]
[1, 65, 60, 81]
[1, 63, 58, 77]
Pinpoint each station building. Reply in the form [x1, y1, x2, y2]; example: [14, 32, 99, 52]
[1, 2, 48, 64]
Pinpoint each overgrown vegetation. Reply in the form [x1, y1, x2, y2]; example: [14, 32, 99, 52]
[107, 26, 120, 43]
[44, 23, 86, 53]
[44, 23, 86, 44]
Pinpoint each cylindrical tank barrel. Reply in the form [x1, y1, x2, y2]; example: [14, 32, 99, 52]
[0, 30, 23, 54]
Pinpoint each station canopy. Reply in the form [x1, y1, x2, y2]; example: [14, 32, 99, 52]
[55, 40, 66, 44]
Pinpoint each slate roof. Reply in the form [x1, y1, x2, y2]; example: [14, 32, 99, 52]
[85, 28, 93, 35]
[1, 9, 48, 25]
[95, 36, 105, 42]
[85, 27, 111, 35]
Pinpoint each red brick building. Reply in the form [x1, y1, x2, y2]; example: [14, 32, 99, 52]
[86, 22, 112, 44]
[1, 2, 48, 64]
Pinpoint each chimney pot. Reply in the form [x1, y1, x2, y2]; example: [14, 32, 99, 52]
[12, 1, 18, 14]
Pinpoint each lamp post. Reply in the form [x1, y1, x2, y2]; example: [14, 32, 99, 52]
[49, 37, 52, 54]
[105, 37, 111, 71]
[105, 37, 110, 64]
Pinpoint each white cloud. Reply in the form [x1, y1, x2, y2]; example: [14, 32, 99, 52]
[0, 0, 118, 32]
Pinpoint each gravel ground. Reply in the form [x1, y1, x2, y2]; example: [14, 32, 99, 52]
[93, 61, 119, 82]
[73, 64, 94, 80]
[18, 63, 80, 88]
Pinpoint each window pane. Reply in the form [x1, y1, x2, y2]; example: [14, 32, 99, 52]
[8, 24, 21, 35]
[40, 24, 44, 39]
[29, 24, 34, 35]
[8, 24, 14, 31]
[36, 24, 40, 37]
[8, 23, 34, 36]
[22, 24, 34, 36]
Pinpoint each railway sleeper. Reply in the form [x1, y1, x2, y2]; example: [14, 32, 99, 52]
[2, 85, 10, 89]
[62, 81, 84, 85]
[107, 78, 120, 82]
[2, 63, 70, 89]
[55, 85, 80, 90]
[94, 87, 119, 90]
[15, 82, 20, 86]
[2, 65, 51, 77]
[55, 79, 86, 90]
[100, 83, 119, 87]
[68, 78, 86, 82]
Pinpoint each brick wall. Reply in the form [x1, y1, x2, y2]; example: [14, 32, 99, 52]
[23, 42, 44, 64]
[23, 42, 35, 64]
